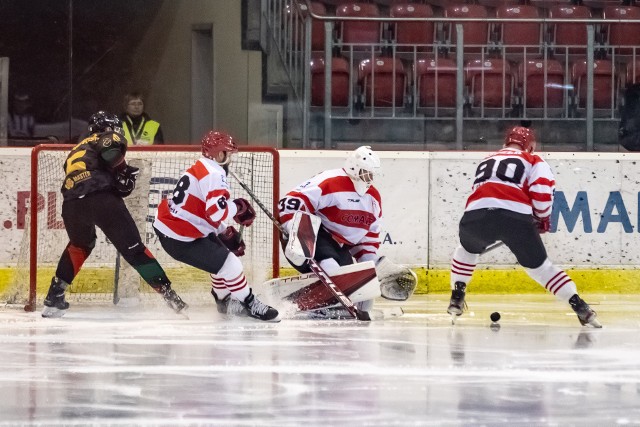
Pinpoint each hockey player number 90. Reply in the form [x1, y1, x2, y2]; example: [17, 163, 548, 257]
[473, 158, 525, 186]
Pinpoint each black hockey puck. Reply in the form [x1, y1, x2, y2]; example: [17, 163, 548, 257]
[490, 312, 501, 322]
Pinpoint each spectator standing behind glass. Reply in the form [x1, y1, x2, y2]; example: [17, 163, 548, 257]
[119, 92, 164, 145]
[8, 93, 35, 138]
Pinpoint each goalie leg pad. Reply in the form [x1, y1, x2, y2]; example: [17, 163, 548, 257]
[264, 261, 381, 311]
[285, 211, 322, 267]
[376, 256, 418, 301]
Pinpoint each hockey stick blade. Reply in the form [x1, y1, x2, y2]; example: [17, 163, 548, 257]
[308, 261, 370, 321]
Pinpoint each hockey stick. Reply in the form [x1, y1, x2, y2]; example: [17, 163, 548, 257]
[482, 241, 504, 254]
[228, 169, 371, 321]
[113, 251, 121, 305]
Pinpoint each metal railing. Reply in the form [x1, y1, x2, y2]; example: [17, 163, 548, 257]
[264, 0, 640, 150]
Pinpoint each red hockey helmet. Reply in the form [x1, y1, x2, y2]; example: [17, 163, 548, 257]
[201, 130, 238, 164]
[504, 126, 537, 153]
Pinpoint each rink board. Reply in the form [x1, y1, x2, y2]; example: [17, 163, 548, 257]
[3, 149, 640, 297]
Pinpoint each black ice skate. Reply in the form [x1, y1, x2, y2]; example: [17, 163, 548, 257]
[569, 294, 602, 328]
[447, 281, 467, 325]
[42, 277, 70, 318]
[228, 290, 279, 322]
[211, 290, 230, 314]
[156, 285, 189, 316]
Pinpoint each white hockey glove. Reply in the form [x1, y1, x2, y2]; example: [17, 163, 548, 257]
[375, 256, 418, 301]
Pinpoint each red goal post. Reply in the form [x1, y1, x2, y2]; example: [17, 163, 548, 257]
[19, 144, 280, 311]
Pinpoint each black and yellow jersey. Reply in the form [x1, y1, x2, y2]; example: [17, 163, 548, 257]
[61, 131, 127, 200]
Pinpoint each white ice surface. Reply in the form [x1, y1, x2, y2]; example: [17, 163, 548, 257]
[0, 294, 639, 426]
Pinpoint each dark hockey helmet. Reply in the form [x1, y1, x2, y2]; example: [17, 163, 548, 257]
[504, 126, 537, 153]
[88, 111, 123, 134]
[201, 130, 238, 165]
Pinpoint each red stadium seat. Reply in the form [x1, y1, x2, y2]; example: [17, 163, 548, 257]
[310, 56, 351, 107]
[444, 4, 489, 54]
[496, 5, 541, 55]
[358, 57, 406, 107]
[304, 1, 329, 52]
[477, 0, 520, 7]
[336, 3, 382, 52]
[625, 60, 640, 86]
[549, 5, 592, 55]
[517, 58, 566, 110]
[571, 59, 616, 109]
[414, 57, 458, 109]
[603, 5, 640, 56]
[390, 3, 435, 53]
[465, 57, 514, 109]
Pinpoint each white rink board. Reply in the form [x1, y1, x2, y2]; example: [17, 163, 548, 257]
[2, 148, 640, 269]
[279, 151, 430, 266]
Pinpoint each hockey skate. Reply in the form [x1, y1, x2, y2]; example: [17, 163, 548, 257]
[447, 281, 467, 325]
[156, 285, 189, 316]
[569, 294, 602, 328]
[42, 277, 70, 318]
[228, 290, 279, 322]
[211, 290, 231, 314]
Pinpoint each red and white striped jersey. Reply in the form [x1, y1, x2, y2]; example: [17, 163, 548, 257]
[465, 148, 555, 219]
[278, 168, 383, 261]
[154, 157, 238, 241]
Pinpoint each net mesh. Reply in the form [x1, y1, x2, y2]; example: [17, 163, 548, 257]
[4, 146, 278, 308]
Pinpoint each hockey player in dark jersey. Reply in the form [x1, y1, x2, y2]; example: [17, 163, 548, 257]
[42, 111, 188, 318]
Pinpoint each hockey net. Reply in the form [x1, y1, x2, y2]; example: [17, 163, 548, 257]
[6, 144, 279, 311]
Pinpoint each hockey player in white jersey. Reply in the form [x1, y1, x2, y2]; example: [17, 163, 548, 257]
[153, 130, 279, 322]
[449, 126, 601, 327]
[276, 146, 417, 316]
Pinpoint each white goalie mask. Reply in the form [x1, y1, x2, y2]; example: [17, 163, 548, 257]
[344, 146, 381, 196]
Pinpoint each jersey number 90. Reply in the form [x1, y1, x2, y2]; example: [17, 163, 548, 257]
[474, 158, 525, 186]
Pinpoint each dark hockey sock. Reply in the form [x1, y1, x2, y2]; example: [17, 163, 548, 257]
[55, 243, 91, 284]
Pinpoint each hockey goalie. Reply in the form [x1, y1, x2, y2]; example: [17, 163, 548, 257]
[270, 146, 417, 317]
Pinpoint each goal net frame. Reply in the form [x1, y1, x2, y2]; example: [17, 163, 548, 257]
[22, 144, 280, 311]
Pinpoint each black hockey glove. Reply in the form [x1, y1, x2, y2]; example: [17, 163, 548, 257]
[218, 226, 246, 257]
[115, 165, 140, 197]
[233, 198, 256, 227]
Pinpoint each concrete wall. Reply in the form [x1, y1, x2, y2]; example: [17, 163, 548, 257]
[127, 1, 263, 144]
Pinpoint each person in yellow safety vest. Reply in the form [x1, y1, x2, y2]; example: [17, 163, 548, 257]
[119, 92, 164, 145]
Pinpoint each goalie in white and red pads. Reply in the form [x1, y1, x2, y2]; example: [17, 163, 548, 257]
[276, 146, 417, 315]
[153, 130, 279, 322]
[449, 126, 601, 327]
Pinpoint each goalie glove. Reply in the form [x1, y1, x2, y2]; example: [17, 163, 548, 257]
[375, 256, 418, 301]
[114, 165, 139, 197]
[218, 226, 246, 257]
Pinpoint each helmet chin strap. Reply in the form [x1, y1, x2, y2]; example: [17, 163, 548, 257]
[350, 175, 370, 196]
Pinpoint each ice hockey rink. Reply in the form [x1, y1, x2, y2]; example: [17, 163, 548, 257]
[1, 294, 639, 426]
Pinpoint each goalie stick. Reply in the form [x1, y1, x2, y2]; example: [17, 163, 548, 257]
[228, 169, 371, 321]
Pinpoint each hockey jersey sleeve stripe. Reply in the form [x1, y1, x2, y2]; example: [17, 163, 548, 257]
[365, 231, 380, 238]
[352, 249, 376, 260]
[529, 191, 552, 202]
[186, 161, 210, 180]
[318, 175, 356, 195]
[279, 212, 295, 224]
[206, 189, 230, 201]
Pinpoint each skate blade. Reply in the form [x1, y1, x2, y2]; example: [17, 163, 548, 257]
[588, 318, 602, 328]
[42, 306, 67, 318]
[450, 313, 458, 325]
